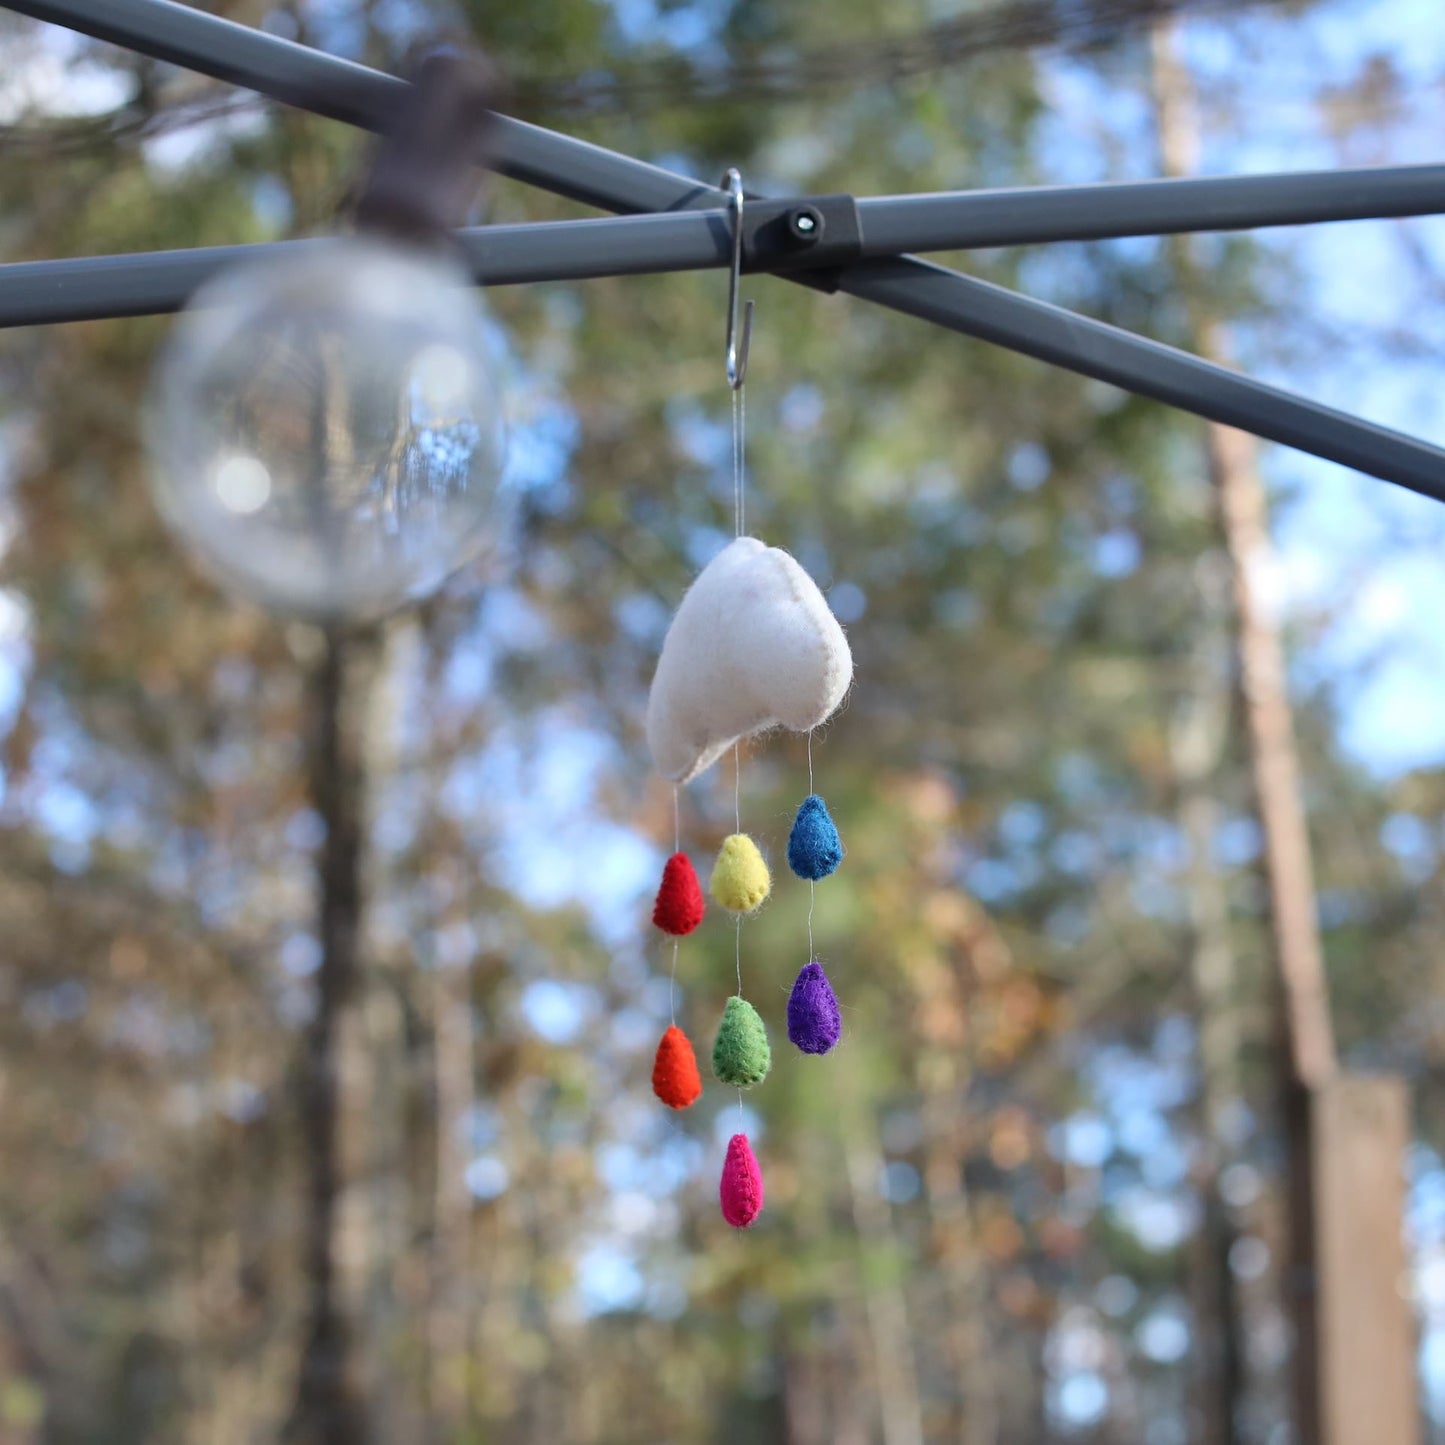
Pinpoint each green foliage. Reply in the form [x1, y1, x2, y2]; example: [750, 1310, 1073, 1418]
[0, 1, 1437, 1442]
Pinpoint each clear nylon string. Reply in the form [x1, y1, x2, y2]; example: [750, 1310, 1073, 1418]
[732, 385, 747, 537]
[734, 742, 741, 833]
[807, 730, 816, 959]
[732, 356, 748, 1136]
[670, 784, 680, 1023]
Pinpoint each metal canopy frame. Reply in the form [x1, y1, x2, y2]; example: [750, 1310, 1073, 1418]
[6, 0, 1445, 503]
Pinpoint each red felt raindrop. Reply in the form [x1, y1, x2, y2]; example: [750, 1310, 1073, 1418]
[719, 1132, 764, 1228]
[652, 852, 705, 936]
[652, 1025, 702, 1109]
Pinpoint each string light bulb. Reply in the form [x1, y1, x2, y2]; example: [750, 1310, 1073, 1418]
[144, 51, 508, 621]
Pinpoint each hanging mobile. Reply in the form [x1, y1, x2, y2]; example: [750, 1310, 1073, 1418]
[643, 170, 854, 1228]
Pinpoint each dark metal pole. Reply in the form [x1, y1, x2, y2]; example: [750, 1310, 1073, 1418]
[839, 257, 1445, 505]
[853, 166, 1445, 250]
[16, 0, 1445, 234]
[13, 158, 1445, 327]
[8, 240, 1442, 503]
[9, 0, 1445, 502]
[0, 212, 734, 328]
[4, 0, 717, 213]
[6, 0, 406, 130]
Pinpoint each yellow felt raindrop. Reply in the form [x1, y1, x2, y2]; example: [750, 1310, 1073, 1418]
[710, 833, 771, 913]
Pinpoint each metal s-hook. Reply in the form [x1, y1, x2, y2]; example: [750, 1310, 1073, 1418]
[722, 168, 754, 390]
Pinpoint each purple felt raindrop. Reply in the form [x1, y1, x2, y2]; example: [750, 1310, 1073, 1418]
[787, 961, 841, 1055]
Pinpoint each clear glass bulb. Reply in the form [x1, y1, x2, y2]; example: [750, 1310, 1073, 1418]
[147, 235, 509, 620]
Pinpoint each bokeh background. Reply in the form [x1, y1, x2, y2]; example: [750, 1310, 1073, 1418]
[3, 0, 1445, 1441]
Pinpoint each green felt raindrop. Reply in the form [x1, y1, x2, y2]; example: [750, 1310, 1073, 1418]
[712, 995, 771, 1087]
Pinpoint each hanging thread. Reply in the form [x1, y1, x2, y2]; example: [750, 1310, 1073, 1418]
[670, 939, 678, 1027]
[733, 388, 744, 536]
[807, 732, 816, 959]
[712, 188, 770, 1222]
[734, 740, 741, 831]
[787, 730, 844, 1056]
[650, 792, 703, 1110]
[671, 785, 680, 1025]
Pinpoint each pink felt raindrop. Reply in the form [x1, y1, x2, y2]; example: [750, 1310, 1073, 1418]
[719, 1132, 764, 1228]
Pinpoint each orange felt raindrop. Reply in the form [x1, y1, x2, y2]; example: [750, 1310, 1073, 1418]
[651, 1025, 702, 1109]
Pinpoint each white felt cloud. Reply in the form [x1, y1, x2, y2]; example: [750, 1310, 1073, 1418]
[647, 537, 853, 782]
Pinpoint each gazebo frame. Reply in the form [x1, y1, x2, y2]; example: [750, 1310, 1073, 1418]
[3, 0, 1445, 504]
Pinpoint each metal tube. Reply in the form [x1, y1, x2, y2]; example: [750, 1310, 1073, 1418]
[840, 257, 1445, 504]
[0, 212, 733, 328]
[19, 0, 1445, 234]
[6, 0, 406, 131]
[13, 243, 1430, 504]
[4, 0, 717, 213]
[854, 166, 1445, 250]
[12, 158, 1445, 329]
[11, 163, 1445, 328]
[8, 0, 1445, 501]
[10, 159, 1445, 328]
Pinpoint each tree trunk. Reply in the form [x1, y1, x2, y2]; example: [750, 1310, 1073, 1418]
[1313, 1077, 1419, 1445]
[1204, 421, 1336, 1089]
[841, 1097, 925, 1445]
[783, 1351, 830, 1445]
[285, 626, 369, 1445]
[428, 952, 475, 1437]
[1150, 23, 1339, 1441]
[1149, 17, 1335, 1095]
[1170, 553, 1245, 1445]
[921, 1086, 1000, 1445]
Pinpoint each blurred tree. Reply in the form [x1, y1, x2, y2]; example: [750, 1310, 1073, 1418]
[0, 1, 1442, 1443]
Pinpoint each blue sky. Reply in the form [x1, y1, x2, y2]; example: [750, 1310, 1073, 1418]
[1042, 0, 1445, 778]
[1225, 0, 1445, 775]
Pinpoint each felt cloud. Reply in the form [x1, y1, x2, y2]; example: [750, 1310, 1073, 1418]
[646, 537, 853, 782]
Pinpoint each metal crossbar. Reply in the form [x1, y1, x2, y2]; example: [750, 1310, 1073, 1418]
[12, 167, 1445, 324]
[6, 0, 1445, 502]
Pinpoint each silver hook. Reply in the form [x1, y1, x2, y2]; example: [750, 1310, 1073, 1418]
[722, 167, 754, 391]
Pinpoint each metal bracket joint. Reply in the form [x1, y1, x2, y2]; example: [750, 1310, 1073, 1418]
[741, 193, 861, 289]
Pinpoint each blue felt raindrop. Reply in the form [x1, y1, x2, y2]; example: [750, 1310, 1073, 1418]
[787, 794, 843, 880]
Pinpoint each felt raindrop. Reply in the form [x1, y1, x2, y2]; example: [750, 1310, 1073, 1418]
[651, 1024, 703, 1109]
[719, 1132, 764, 1228]
[652, 852, 705, 936]
[787, 794, 843, 880]
[711, 833, 771, 914]
[712, 995, 771, 1086]
[788, 961, 842, 1055]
